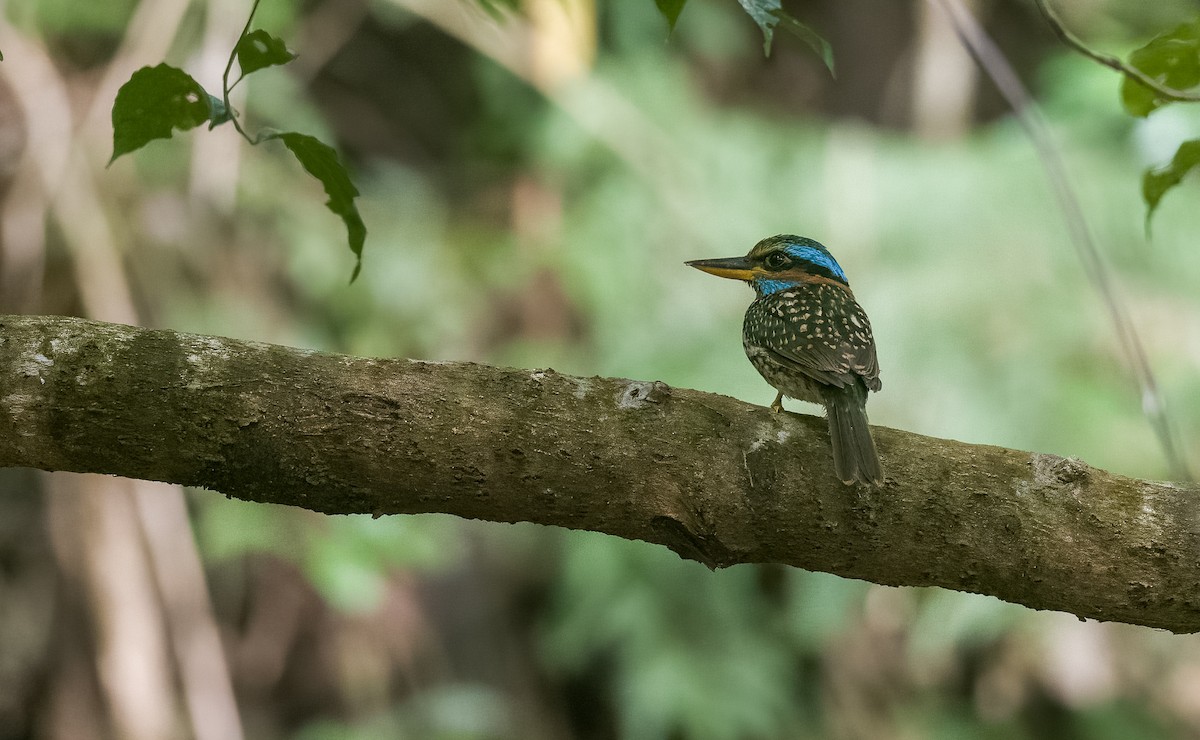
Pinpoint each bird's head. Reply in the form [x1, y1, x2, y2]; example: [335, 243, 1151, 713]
[686, 235, 849, 297]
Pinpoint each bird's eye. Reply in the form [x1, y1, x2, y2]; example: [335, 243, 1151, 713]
[764, 253, 789, 269]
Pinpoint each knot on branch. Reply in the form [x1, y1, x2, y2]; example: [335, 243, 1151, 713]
[618, 380, 671, 409]
[1032, 453, 1091, 486]
[650, 514, 735, 570]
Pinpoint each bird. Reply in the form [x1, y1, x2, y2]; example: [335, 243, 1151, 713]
[687, 235, 883, 485]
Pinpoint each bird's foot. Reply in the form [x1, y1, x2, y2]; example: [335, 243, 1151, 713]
[769, 392, 784, 413]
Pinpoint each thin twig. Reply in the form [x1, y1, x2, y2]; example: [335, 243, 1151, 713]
[222, 0, 263, 144]
[1033, 0, 1200, 103]
[933, 0, 1194, 482]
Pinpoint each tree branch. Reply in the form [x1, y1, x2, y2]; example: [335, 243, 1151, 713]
[2, 314, 1198, 632]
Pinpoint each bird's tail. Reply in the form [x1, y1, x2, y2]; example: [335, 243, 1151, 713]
[826, 395, 882, 485]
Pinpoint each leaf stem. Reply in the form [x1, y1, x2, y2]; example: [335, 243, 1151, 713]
[221, 0, 264, 144]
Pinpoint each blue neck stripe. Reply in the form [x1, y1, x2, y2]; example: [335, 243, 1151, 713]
[754, 279, 796, 296]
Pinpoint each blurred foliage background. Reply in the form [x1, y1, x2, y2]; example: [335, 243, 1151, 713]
[1, 0, 1199, 738]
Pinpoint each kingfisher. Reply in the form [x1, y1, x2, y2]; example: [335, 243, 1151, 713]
[687, 235, 883, 485]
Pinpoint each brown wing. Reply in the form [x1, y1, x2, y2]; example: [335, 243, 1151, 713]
[746, 284, 881, 391]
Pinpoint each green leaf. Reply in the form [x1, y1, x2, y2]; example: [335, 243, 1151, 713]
[110, 64, 213, 163]
[1121, 19, 1200, 117]
[734, 0, 835, 74]
[774, 9, 835, 76]
[234, 28, 297, 78]
[655, 0, 688, 34]
[269, 132, 366, 281]
[737, 0, 781, 55]
[1142, 138, 1200, 233]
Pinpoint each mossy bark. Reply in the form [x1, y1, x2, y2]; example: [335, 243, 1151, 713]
[2, 314, 1198, 631]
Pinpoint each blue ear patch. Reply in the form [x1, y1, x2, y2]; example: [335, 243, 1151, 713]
[785, 244, 847, 282]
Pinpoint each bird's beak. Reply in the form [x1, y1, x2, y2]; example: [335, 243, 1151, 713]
[686, 256, 757, 282]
